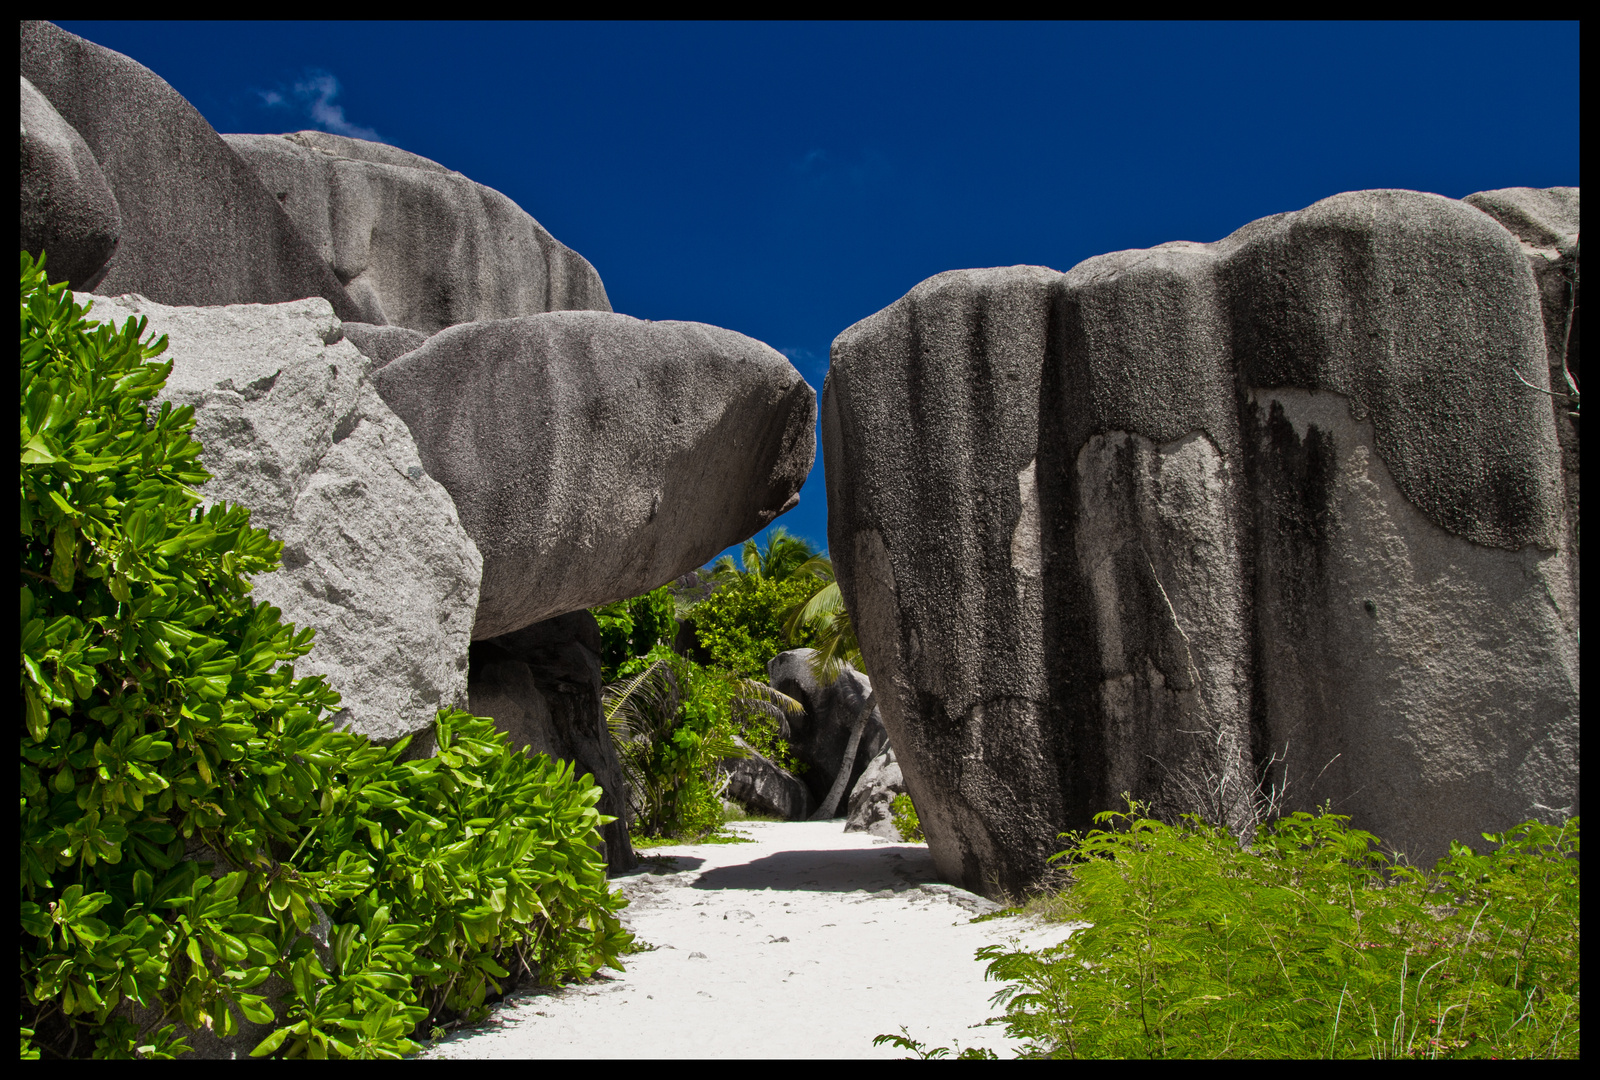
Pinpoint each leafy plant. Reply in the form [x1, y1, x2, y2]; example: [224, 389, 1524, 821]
[873, 1026, 997, 1059]
[706, 525, 819, 587]
[19, 251, 630, 1059]
[602, 645, 747, 840]
[690, 572, 824, 681]
[591, 584, 676, 683]
[891, 793, 925, 844]
[962, 799, 1579, 1059]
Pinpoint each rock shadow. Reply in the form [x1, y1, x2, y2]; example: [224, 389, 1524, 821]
[689, 846, 940, 893]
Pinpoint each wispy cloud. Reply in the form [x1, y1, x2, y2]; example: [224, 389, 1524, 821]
[791, 146, 891, 189]
[254, 70, 386, 143]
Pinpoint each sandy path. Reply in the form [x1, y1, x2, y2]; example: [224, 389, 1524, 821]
[416, 820, 1080, 1059]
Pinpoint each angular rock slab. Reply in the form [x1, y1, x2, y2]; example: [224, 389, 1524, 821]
[82, 293, 482, 747]
[846, 745, 908, 841]
[21, 74, 121, 291]
[374, 311, 816, 639]
[722, 736, 815, 821]
[823, 188, 1579, 899]
[224, 131, 612, 334]
[21, 21, 360, 318]
[766, 649, 888, 811]
[466, 611, 635, 872]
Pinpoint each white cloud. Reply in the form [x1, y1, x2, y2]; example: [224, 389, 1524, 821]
[253, 69, 386, 143]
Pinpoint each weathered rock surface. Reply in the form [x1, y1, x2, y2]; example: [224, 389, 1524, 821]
[223, 131, 612, 334]
[81, 293, 482, 747]
[845, 746, 907, 841]
[766, 650, 888, 813]
[722, 736, 815, 820]
[20, 74, 121, 291]
[21, 21, 361, 319]
[341, 321, 428, 369]
[1462, 187, 1581, 601]
[466, 611, 636, 871]
[374, 312, 817, 639]
[823, 188, 1580, 898]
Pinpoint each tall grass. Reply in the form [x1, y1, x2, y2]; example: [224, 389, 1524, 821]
[893, 801, 1579, 1059]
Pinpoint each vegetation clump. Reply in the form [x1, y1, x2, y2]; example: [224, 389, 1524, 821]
[920, 799, 1579, 1059]
[19, 252, 630, 1059]
[890, 793, 925, 844]
[591, 530, 823, 844]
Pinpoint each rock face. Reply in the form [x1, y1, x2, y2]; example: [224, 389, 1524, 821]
[374, 312, 817, 639]
[1461, 187, 1581, 602]
[823, 189, 1580, 899]
[766, 650, 888, 813]
[20, 21, 361, 319]
[341, 322, 428, 369]
[81, 293, 483, 747]
[846, 746, 908, 841]
[223, 131, 612, 334]
[20, 75, 121, 291]
[466, 611, 635, 871]
[722, 737, 815, 820]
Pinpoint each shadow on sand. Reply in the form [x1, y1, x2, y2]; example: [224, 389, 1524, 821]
[690, 845, 940, 893]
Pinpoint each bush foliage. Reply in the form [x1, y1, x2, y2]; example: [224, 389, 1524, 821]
[19, 252, 630, 1059]
[890, 793, 925, 844]
[689, 573, 822, 681]
[969, 801, 1579, 1059]
[591, 585, 675, 683]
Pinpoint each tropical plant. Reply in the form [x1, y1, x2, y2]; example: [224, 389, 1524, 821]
[19, 251, 630, 1059]
[590, 584, 675, 683]
[601, 645, 747, 840]
[890, 793, 925, 844]
[707, 525, 819, 586]
[779, 554, 879, 821]
[689, 572, 825, 681]
[956, 799, 1579, 1059]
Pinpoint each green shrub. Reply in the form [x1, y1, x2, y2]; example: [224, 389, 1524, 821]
[591, 585, 675, 683]
[962, 800, 1579, 1059]
[603, 644, 744, 841]
[19, 252, 630, 1059]
[689, 573, 822, 680]
[891, 793, 925, 843]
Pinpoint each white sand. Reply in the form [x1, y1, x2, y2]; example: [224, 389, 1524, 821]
[416, 820, 1082, 1059]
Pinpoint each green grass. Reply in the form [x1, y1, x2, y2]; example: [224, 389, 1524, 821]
[888, 801, 1578, 1059]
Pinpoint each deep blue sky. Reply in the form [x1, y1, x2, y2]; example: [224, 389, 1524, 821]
[53, 21, 1580, 568]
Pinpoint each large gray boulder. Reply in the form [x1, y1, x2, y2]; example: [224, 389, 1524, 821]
[766, 650, 888, 813]
[845, 745, 908, 841]
[341, 321, 428, 369]
[466, 611, 635, 872]
[721, 736, 815, 821]
[373, 311, 817, 640]
[20, 21, 361, 319]
[81, 293, 482, 747]
[20, 74, 121, 291]
[1462, 187, 1581, 600]
[823, 188, 1580, 899]
[223, 131, 612, 334]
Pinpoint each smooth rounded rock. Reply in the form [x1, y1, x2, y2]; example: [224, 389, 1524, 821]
[20, 74, 121, 291]
[21, 21, 361, 318]
[374, 310, 816, 640]
[224, 131, 612, 334]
